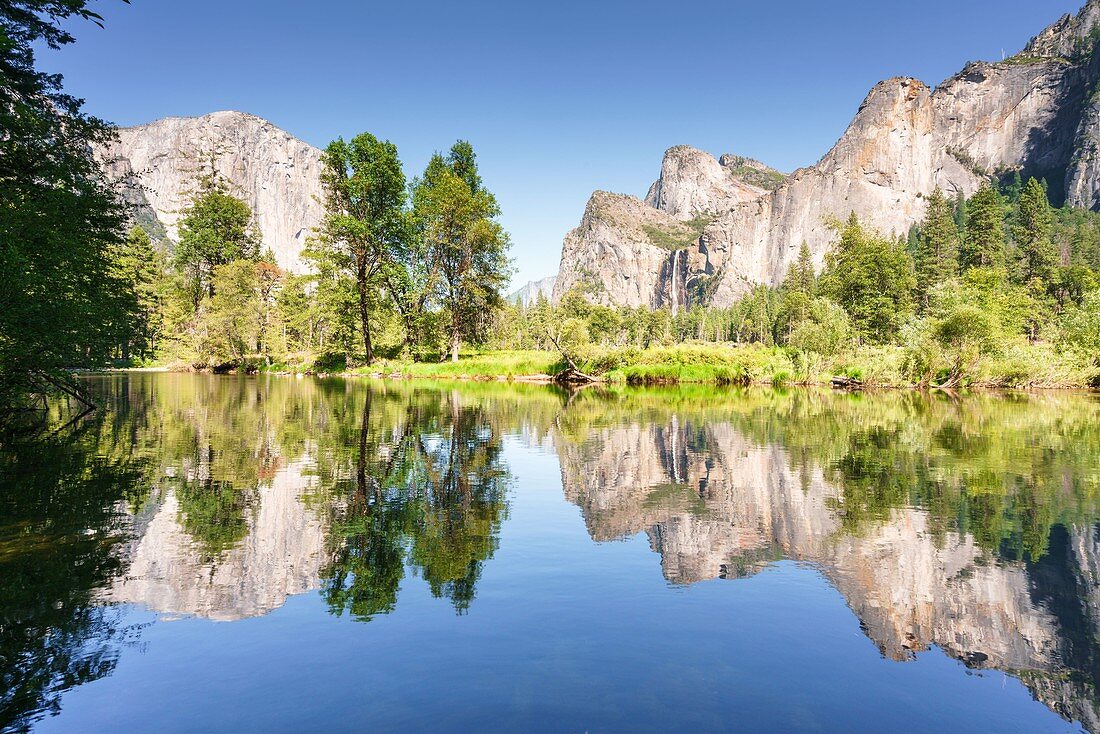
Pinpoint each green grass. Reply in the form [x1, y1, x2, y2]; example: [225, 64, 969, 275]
[241, 341, 1096, 389]
[725, 158, 787, 191]
[351, 350, 562, 380]
[591, 343, 796, 386]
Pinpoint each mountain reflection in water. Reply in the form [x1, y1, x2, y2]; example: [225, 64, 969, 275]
[1, 375, 1099, 733]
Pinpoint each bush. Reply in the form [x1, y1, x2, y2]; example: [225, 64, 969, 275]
[313, 352, 347, 373]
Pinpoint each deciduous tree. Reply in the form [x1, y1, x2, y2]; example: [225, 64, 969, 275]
[413, 143, 511, 362]
[313, 133, 408, 365]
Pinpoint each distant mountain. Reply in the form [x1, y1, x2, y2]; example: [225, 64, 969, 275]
[555, 0, 1100, 308]
[507, 276, 557, 307]
[95, 111, 324, 273]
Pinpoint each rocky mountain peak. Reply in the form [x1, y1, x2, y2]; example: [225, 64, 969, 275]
[644, 145, 782, 221]
[555, 2, 1100, 309]
[1023, 0, 1100, 59]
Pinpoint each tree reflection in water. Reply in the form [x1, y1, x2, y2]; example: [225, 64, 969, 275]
[4, 377, 1100, 732]
[0, 417, 145, 734]
[318, 388, 511, 620]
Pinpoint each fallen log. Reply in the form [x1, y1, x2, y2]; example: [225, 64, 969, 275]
[830, 375, 864, 390]
[546, 331, 597, 385]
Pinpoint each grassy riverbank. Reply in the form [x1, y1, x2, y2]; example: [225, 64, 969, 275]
[240, 342, 1098, 389]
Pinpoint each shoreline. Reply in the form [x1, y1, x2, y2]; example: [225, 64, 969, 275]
[95, 366, 1100, 392]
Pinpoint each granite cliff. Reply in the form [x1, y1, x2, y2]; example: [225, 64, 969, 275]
[96, 110, 325, 273]
[555, 1, 1100, 308]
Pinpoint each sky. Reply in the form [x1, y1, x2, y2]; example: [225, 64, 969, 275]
[43, 0, 1086, 288]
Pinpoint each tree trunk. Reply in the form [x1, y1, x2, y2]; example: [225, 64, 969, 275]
[356, 390, 371, 505]
[358, 258, 374, 365]
[450, 305, 461, 362]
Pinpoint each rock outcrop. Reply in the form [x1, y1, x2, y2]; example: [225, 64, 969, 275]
[643, 146, 783, 220]
[554, 191, 722, 309]
[555, 0, 1100, 307]
[507, 275, 557, 307]
[96, 111, 325, 273]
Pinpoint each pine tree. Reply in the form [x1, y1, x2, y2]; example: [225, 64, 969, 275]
[953, 190, 967, 234]
[961, 183, 1006, 271]
[1013, 177, 1058, 287]
[818, 214, 916, 344]
[1004, 170, 1024, 204]
[109, 226, 165, 360]
[785, 242, 816, 296]
[914, 188, 959, 309]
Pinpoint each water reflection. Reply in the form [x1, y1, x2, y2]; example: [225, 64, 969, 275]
[316, 389, 510, 620]
[2, 377, 1100, 732]
[557, 388, 1100, 732]
[0, 418, 142, 733]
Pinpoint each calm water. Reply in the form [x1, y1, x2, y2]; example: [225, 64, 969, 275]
[3, 376, 1100, 733]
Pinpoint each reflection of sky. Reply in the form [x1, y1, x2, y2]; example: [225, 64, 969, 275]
[36, 440, 1086, 734]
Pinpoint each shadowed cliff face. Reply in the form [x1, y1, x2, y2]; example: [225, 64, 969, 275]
[552, 389, 1100, 731]
[555, 0, 1100, 308]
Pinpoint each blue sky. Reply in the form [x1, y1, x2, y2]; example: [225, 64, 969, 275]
[45, 0, 1084, 287]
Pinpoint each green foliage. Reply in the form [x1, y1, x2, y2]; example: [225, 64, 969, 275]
[788, 297, 853, 378]
[902, 282, 1000, 387]
[109, 226, 165, 361]
[785, 242, 816, 298]
[913, 188, 959, 308]
[174, 176, 260, 302]
[1013, 178, 1058, 289]
[0, 0, 137, 425]
[961, 183, 1006, 271]
[723, 157, 787, 190]
[198, 260, 266, 364]
[819, 214, 916, 343]
[413, 142, 512, 361]
[641, 215, 712, 251]
[1059, 288, 1100, 367]
[313, 132, 409, 364]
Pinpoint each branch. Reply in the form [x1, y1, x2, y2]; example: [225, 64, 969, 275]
[546, 330, 596, 384]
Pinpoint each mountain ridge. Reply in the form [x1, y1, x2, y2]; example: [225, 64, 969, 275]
[554, 0, 1100, 309]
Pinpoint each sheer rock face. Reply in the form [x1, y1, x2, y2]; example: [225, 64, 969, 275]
[109, 461, 327, 621]
[96, 111, 324, 273]
[552, 192, 709, 307]
[555, 1, 1100, 307]
[643, 146, 777, 220]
